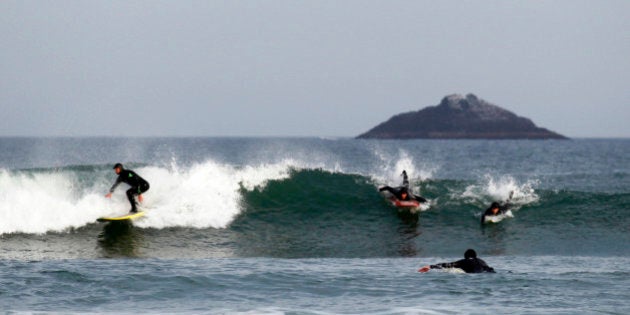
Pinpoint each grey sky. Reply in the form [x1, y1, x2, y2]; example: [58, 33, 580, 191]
[1, 1, 629, 137]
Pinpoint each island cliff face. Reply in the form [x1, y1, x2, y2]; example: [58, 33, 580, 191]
[357, 94, 567, 139]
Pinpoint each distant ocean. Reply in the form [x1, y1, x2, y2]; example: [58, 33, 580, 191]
[1, 137, 629, 314]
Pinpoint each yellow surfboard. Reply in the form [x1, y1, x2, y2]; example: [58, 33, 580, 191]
[97, 211, 145, 222]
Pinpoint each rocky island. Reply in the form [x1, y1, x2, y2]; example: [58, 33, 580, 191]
[357, 94, 567, 139]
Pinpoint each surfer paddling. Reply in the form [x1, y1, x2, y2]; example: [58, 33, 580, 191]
[105, 163, 150, 213]
[418, 249, 495, 273]
[379, 170, 427, 202]
[480, 191, 514, 224]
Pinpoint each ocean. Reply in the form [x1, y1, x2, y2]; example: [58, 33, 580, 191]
[0, 137, 629, 314]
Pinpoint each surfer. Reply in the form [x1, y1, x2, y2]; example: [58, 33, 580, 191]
[105, 163, 150, 213]
[379, 170, 427, 202]
[418, 249, 495, 273]
[480, 192, 514, 224]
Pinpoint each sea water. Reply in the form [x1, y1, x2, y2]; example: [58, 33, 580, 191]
[0, 138, 629, 314]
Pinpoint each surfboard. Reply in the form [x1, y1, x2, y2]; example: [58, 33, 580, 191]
[97, 211, 145, 222]
[418, 266, 466, 273]
[444, 268, 466, 274]
[390, 196, 432, 214]
[483, 210, 514, 223]
[390, 197, 421, 209]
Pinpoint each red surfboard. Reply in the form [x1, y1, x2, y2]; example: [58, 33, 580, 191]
[389, 196, 420, 209]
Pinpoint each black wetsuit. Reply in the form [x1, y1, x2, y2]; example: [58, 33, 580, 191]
[430, 257, 495, 273]
[379, 186, 410, 200]
[379, 173, 427, 202]
[110, 169, 150, 212]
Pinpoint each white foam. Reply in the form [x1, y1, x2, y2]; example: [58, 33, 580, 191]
[462, 174, 539, 207]
[0, 169, 109, 234]
[0, 159, 305, 235]
[135, 160, 294, 229]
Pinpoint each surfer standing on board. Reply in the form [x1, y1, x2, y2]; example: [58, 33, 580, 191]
[418, 249, 495, 273]
[379, 170, 427, 202]
[105, 163, 150, 213]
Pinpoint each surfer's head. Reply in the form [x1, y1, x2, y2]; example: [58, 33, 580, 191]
[113, 163, 123, 174]
[491, 202, 500, 214]
[464, 249, 477, 259]
[400, 187, 409, 200]
[401, 170, 407, 176]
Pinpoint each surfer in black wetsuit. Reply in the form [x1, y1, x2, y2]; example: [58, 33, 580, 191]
[105, 163, 150, 213]
[480, 192, 513, 224]
[379, 170, 427, 202]
[418, 249, 495, 273]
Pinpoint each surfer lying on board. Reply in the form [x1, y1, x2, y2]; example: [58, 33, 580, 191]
[105, 163, 150, 213]
[379, 170, 427, 202]
[480, 191, 514, 224]
[418, 249, 495, 273]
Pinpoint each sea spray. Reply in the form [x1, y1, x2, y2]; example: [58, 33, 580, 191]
[369, 148, 437, 191]
[461, 174, 539, 208]
[136, 159, 298, 229]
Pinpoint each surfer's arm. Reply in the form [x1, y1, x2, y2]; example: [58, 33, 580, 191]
[500, 191, 514, 212]
[109, 177, 122, 193]
[429, 262, 457, 269]
[478, 259, 496, 273]
[419, 261, 458, 273]
[418, 263, 453, 272]
[379, 186, 396, 194]
[412, 194, 427, 203]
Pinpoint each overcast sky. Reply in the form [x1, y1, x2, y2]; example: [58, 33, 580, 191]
[1, 1, 629, 138]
